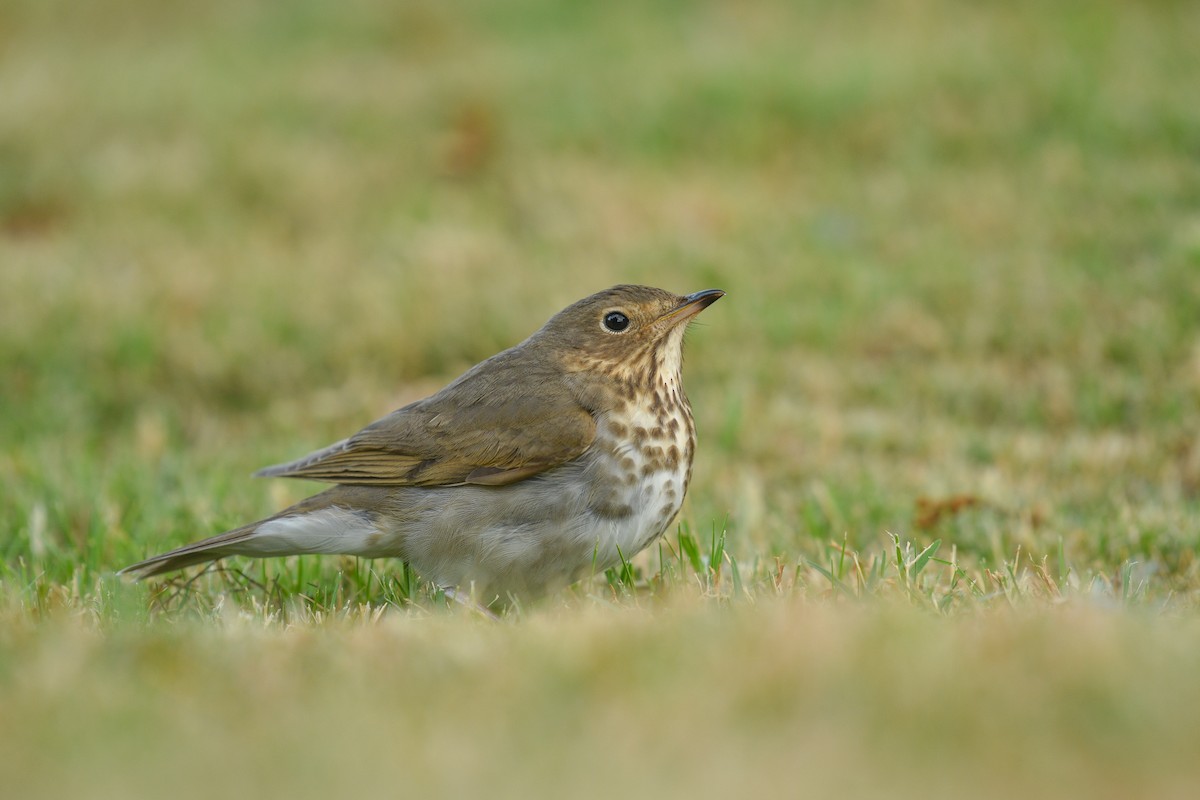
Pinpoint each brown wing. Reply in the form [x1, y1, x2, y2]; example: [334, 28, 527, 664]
[254, 348, 596, 487]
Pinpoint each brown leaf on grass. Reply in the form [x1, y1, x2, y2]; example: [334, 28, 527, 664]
[440, 101, 499, 179]
[1173, 434, 1200, 497]
[915, 494, 983, 530]
[1, 198, 67, 238]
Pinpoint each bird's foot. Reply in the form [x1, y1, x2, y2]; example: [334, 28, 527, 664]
[441, 587, 501, 621]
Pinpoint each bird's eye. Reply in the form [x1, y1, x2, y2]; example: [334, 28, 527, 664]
[602, 311, 630, 332]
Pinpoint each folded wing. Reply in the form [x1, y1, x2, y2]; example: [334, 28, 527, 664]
[255, 350, 596, 487]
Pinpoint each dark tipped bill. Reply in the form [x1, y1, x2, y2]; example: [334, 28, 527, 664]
[659, 288, 726, 324]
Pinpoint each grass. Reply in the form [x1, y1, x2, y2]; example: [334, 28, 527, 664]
[2, 0, 1200, 796]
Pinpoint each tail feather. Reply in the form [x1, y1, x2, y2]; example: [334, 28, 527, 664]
[118, 524, 260, 581]
[120, 486, 384, 580]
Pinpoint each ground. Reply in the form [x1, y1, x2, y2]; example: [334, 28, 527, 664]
[2, 1, 1199, 797]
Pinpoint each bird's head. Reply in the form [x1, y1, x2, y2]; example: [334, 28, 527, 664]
[536, 284, 724, 385]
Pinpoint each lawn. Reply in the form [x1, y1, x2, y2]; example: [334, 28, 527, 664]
[2, 0, 1199, 797]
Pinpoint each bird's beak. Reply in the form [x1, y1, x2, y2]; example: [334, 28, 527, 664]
[658, 289, 726, 325]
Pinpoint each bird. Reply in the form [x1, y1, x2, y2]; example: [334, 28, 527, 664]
[120, 284, 725, 606]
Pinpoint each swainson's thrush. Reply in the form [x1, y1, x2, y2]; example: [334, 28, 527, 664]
[121, 285, 724, 604]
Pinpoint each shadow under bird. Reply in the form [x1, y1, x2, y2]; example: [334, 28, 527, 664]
[121, 285, 724, 605]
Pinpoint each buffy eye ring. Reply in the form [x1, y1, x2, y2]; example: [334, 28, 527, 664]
[602, 311, 630, 332]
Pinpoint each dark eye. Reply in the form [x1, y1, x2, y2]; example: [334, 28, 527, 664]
[603, 311, 630, 332]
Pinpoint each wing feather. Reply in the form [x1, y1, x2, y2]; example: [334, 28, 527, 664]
[254, 348, 596, 487]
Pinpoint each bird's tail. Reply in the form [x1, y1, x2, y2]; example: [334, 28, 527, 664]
[118, 524, 261, 580]
[118, 485, 389, 580]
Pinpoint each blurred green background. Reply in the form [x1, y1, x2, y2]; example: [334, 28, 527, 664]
[4, 0, 1198, 591]
[2, 0, 1200, 796]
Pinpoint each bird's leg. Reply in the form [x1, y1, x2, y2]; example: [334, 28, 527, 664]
[441, 586, 501, 621]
